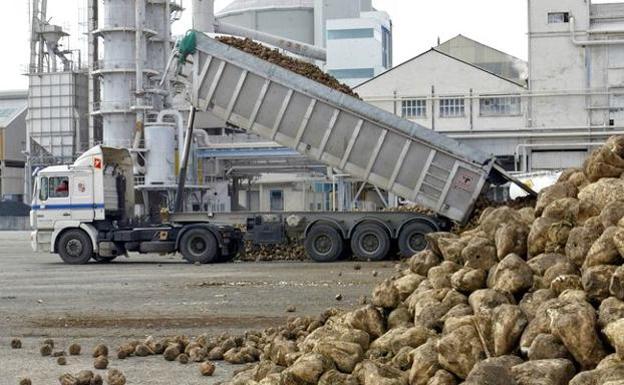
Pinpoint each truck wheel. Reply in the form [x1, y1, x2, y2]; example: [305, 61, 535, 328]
[179, 229, 219, 264]
[351, 224, 390, 261]
[398, 221, 435, 258]
[58, 229, 93, 265]
[217, 240, 241, 263]
[304, 224, 343, 262]
[93, 256, 117, 263]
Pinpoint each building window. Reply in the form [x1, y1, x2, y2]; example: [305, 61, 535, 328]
[480, 96, 522, 116]
[327, 28, 375, 40]
[548, 12, 570, 24]
[328, 68, 375, 79]
[440, 98, 465, 117]
[402, 99, 427, 118]
[381, 26, 392, 69]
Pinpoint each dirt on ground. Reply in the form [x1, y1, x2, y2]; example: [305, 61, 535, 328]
[0, 232, 393, 385]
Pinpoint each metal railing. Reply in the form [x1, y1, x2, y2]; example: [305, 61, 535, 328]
[22, 62, 85, 74]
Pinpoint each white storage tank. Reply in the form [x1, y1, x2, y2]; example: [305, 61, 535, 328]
[144, 123, 176, 185]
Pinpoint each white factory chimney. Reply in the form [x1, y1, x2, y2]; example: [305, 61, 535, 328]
[193, 0, 215, 33]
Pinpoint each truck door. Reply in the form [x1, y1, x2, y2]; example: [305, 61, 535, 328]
[35, 174, 72, 228]
[70, 171, 95, 222]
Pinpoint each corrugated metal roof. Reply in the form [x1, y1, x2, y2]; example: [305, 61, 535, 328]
[0, 101, 26, 128]
[218, 0, 314, 15]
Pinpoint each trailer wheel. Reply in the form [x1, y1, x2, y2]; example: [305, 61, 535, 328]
[58, 229, 93, 265]
[351, 224, 391, 261]
[398, 221, 435, 258]
[179, 229, 219, 264]
[304, 224, 343, 262]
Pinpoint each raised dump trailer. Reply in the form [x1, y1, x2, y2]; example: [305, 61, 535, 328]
[176, 32, 506, 224]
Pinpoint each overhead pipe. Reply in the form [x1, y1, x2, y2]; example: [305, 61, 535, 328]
[214, 21, 327, 61]
[444, 129, 624, 140]
[364, 90, 624, 102]
[191, 0, 326, 60]
[570, 16, 624, 46]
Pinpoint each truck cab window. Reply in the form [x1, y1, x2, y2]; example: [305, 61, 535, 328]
[49, 177, 70, 199]
[39, 177, 49, 201]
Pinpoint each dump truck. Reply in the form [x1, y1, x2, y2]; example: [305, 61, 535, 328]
[30, 31, 530, 264]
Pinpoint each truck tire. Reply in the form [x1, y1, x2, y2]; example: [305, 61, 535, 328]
[58, 229, 94, 265]
[398, 221, 435, 258]
[351, 224, 391, 261]
[93, 256, 117, 263]
[304, 224, 343, 262]
[219, 240, 241, 262]
[179, 229, 219, 264]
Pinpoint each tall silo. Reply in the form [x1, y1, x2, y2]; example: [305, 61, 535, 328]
[216, 0, 317, 46]
[93, 0, 176, 148]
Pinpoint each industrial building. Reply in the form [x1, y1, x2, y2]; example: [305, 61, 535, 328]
[357, 0, 624, 173]
[0, 91, 27, 202]
[215, 0, 392, 86]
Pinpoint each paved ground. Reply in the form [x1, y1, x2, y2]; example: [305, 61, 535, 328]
[0, 232, 394, 385]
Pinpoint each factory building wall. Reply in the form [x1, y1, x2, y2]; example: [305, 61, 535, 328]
[355, 49, 526, 156]
[0, 99, 27, 200]
[326, 11, 392, 87]
[358, 0, 624, 172]
[528, 0, 593, 129]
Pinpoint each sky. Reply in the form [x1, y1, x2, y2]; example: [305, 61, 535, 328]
[0, 0, 619, 90]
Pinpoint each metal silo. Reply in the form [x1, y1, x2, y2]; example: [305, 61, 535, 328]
[216, 0, 317, 46]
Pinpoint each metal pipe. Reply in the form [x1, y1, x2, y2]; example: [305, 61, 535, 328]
[363, 90, 624, 102]
[446, 130, 624, 140]
[174, 106, 197, 213]
[570, 16, 624, 46]
[215, 21, 327, 61]
[157, 109, 186, 160]
[159, 48, 178, 88]
[193, 0, 215, 33]
[164, 0, 172, 96]
[135, 0, 145, 108]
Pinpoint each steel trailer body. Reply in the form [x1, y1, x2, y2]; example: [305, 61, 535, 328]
[177, 31, 503, 224]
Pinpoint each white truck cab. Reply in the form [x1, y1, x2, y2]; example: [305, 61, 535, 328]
[31, 146, 133, 262]
[31, 146, 240, 265]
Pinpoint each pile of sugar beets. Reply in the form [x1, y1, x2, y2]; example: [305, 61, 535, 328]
[224, 135, 624, 385]
[114, 137, 624, 384]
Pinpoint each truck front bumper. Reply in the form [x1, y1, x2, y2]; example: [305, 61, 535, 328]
[31, 230, 52, 253]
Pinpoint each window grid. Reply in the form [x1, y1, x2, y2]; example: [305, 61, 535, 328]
[548, 12, 569, 24]
[480, 96, 522, 116]
[327, 28, 375, 40]
[328, 68, 375, 79]
[402, 99, 427, 118]
[440, 98, 465, 118]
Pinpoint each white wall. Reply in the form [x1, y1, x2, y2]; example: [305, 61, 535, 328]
[356, 0, 624, 171]
[356, 49, 525, 137]
[326, 11, 392, 86]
